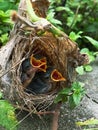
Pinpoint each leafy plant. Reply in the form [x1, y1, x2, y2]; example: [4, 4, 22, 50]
[47, 9, 62, 26]
[55, 82, 85, 109]
[69, 31, 83, 41]
[0, 0, 19, 11]
[0, 92, 18, 130]
[48, 0, 98, 48]
[68, 31, 97, 75]
[0, 0, 19, 46]
[84, 36, 98, 50]
[76, 118, 98, 130]
[76, 47, 96, 75]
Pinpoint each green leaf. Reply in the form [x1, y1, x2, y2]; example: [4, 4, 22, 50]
[71, 82, 85, 106]
[76, 118, 98, 126]
[76, 66, 84, 75]
[84, 128, 98, 130]
[54, 94, 68, 103]
[54, 88, 71, 103]
[54, 95, 63, 103]
[84, 65, 93, 72]
[73, 92, 82, 105]
[0, 100, 18, 130]
[69, 96, 76, 109]
[56, 6, 66, 11]
[0, 33, 9, 44]
[55, 82, 85, 107]
[83, 128, 98, 130]
[61, 95, 68, 103]
[47, 10, 62, 26]
[47, 10, 55, 20]
[71, 82, 85, 94]
[93, 52, 98, 56]
[67, 16, 74, 27]
[50, 18, 62, 25]
[69, 31, 83, 41]
[84, 36, 98, 50]
[59, 88, 71, 95]
[0, 1, 17, 11]
[80, 48, 89, 53]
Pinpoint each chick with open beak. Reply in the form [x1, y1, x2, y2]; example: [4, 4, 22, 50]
[25, 67, 66, 94]
[21, 55, 66, 94]
[30, 55, 47, 72]
[51, 69, 66, 82]
[21, 55, 47, 88]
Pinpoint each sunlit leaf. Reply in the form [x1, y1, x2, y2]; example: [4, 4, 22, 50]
[0, 33, 9, 44]
[70, 82, 85, 106]
[84, 65, 93, 72]
[54, 94, 68, 103]
[0, 100, 18, 130]
[69, 31, 83, 41]
[84, 128, 98, 130]
[76, 118, 98, 126]
[73, 92, 82, 105]
[59, 88, 71, 95]
[84, 36, 98, 50]
[76, 66, 84, 75]
[69, 96, 76, 109]
[47, 10, 62, 26]
[56, 6, 66, 11]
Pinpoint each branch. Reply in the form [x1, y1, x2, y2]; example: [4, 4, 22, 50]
[52, 102, 62, 130]
[25, 0, 68, 37]
[26, 0, 41, 22]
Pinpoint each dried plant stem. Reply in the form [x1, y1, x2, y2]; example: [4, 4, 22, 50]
[0, 58, 25, 78]
[25, 0, 67, 37]
[52, 102, 62, 130]
[26, 0, 41, 22]
[36, 111, 55, 115]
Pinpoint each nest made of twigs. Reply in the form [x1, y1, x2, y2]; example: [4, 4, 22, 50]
[10, 30, 71, 111]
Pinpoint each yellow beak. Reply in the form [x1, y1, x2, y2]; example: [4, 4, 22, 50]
[30, 55, 47, 72]
[51, 69, 66, 82]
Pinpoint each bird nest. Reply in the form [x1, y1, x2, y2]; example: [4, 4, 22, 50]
[10, 30, 72, 112]
[1, 0, 88, 113]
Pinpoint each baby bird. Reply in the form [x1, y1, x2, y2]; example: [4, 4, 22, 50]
[21, 55, 66, 94]
[25, 68, 66, 94]
[51, 69, 66, 82]
[21, 55, 47, 88]
[25, 67, 53, 94]
[30, 55, 47, 72]
[21, 59, 37, 88]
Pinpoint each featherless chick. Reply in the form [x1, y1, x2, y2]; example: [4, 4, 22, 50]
[25, 67, 53, 94]
[25, 67, 66, 94]
[21, 55, 47, 88]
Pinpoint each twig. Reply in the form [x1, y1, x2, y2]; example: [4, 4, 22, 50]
[25, 0, 69, 37]
[69, 4, 81, 30]
[36, 111, 55, 115]
[0, 58, 25, 78]
[26, 0, 41, 22]
[12, 11, 37, 28]
[52, 102, 62, 130]
[11, 109, 34, 130]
